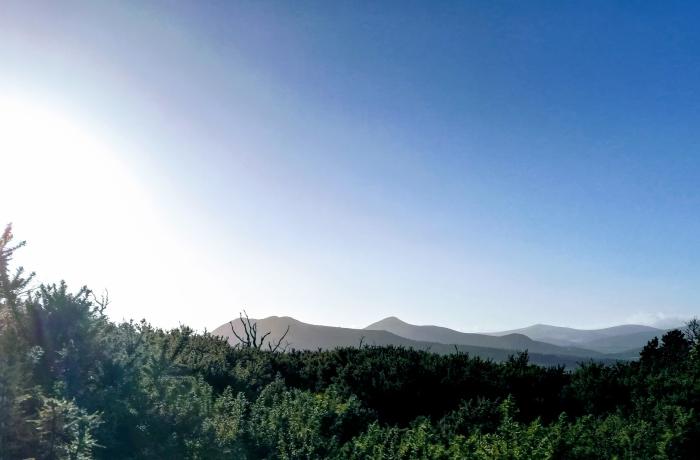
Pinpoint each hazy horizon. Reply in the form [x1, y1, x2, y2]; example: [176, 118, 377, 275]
[218, 313, 686, 334]
[2, 1, 698, 332]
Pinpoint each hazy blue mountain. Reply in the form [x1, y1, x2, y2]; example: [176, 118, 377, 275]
[364, 316, 605, 358]
[574, 330, 667, 354]
[489, 323, 663, 343]
[212, 316, 620, 368]
[488, 323, 666, 353]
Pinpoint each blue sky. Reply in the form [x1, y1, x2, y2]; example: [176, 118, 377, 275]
[1, 1, 698, 330]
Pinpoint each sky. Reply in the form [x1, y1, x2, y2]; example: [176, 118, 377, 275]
[1, 1, 698, 331]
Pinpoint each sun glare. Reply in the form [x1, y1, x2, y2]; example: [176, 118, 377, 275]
[0, 93, 155, 252]
[0, 92, 229, 327]
[0, 93, 162, 313]
[1, 94, 130, 212]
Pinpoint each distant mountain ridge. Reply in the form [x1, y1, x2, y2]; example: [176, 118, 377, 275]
[488, 323, 666, 353]
[212, 316, 635, 368]
[363, 316, 605, 357]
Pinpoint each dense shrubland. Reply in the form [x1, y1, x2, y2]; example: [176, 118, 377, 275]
[1, 226, 699, 459]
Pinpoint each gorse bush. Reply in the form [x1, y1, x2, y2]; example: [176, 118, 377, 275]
[0, 224, 698, 459]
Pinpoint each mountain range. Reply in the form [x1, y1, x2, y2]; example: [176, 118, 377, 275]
[213, 315, 668, 367]
[364, 317, 606, 357]
[488, 323, 666, 354]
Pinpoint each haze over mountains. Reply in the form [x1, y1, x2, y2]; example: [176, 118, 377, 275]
[213, 315, 668, 367]
[489, 323, 667, 354]
[363, 317, 604, 357]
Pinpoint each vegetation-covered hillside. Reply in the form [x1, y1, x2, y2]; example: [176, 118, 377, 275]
[1, 226, 699, 459]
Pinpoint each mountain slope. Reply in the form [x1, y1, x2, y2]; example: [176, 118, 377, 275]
[576, 330, 667, 354]
[364, 317, 605, 358]
[212, 316, 619, 368]
[488, 323, 665, 353]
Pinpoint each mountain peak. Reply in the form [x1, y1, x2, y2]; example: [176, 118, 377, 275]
[365, 316, 409, 329]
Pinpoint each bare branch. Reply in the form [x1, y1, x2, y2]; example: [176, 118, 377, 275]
[230, 311, 291, 352]
[229, 320, 248, 347]
[259, 330, 272, 347]
[269, 325, 290, 352]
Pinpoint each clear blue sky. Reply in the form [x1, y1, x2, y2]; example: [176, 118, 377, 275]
[1, 1, 698, 331]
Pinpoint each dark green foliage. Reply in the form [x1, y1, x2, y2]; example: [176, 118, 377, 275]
[1, 225, 699, 459]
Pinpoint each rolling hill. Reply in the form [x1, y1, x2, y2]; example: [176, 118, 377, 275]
[364, 316, 606, 357]
[488, 323, 666, 353]
[212, 316, 622, 368]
